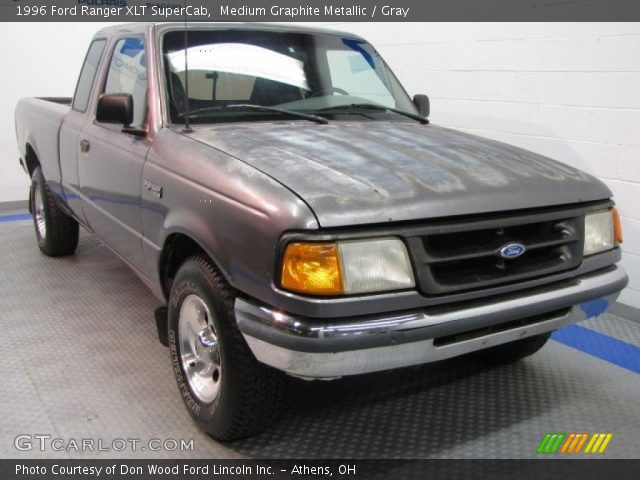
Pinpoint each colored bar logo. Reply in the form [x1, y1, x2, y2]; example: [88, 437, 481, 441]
[537, 433, 613, 454]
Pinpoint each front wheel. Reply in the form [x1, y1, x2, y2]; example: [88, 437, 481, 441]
[167, 255, 285, 441]
[473, 332, 551, 364]
[30, 167, 79, 256]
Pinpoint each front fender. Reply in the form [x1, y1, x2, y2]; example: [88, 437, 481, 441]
[161, 208, 231, 281]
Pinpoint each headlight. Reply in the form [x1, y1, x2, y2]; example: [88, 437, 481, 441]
[280, 238, 415, 296]
[584, 208, 622, 256]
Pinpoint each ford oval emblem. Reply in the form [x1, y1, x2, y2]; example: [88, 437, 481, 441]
[499, 243, 526, 259]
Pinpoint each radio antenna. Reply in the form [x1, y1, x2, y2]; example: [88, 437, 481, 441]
[182, 0, 193, 133]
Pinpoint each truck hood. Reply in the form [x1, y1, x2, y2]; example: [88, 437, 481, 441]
[189, 122, 611, 227]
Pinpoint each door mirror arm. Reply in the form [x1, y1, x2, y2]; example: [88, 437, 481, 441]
[122, 126, 148, 138]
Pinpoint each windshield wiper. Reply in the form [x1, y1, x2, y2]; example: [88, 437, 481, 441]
[178, 103, 329, 125]
[317, 103, 428, 124]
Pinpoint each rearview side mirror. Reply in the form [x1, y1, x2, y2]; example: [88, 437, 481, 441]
[96, 93, 133, 125]
[96, 93, 146, 137]
[413, 94, 430, 118]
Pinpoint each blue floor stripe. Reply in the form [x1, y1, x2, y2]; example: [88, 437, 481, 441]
[552, 324, 640, 374]
[0, 213, 31, 223]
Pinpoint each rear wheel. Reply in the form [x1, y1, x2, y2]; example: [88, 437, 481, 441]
[473, 333, 551, 364]
[30, 167, 79, 256]
[167, 255, 285, 441]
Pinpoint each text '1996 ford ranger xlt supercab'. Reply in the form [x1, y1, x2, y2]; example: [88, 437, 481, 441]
[15, 23, 627, 440]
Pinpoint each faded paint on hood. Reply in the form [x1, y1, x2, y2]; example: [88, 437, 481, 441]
[189, 122, 611, 227]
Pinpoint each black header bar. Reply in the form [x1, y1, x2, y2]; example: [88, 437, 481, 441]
[1, 0, 640, 22]
[2, 459, 639, 480]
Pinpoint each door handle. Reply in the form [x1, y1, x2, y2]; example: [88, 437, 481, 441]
[80, 139, 91, 153]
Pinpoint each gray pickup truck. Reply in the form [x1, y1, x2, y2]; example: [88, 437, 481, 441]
[15, 23, 627, 440]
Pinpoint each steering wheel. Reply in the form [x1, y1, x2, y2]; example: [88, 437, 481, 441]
[310, 87, 349, 98]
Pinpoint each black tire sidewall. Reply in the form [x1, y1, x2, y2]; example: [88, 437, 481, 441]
[167, 260, 237, 434]
[30, 166, 79, 257]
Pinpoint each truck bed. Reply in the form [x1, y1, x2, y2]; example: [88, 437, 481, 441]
[15, 97, 71, 182]
[36, 97, 72, 106]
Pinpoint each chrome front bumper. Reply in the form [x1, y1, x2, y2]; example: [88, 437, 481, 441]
[235, 266, 627, 379]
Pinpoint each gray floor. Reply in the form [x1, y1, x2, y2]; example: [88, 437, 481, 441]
[1, 219, 639, 459]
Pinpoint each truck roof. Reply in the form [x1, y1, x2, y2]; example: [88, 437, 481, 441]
[94, 22, 364, 40]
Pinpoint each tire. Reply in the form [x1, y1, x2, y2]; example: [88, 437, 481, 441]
[30, 167, 79, 257]
[167, 255, 285, 441]
[473, 332, 551, 365]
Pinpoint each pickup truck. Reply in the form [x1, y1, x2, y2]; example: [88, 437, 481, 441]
[15, 23, 628, 440]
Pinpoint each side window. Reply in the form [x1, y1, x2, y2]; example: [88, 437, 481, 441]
[73, 40, 106, 112]
[103, 38, 148, 126]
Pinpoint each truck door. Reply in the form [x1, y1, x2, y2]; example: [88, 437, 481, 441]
[78, 36, 150, 273]
[59, 38, 107, 225]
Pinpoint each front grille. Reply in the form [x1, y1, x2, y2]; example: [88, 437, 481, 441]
[409, 210, 585, 295]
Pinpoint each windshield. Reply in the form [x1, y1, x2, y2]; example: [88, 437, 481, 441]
[162, 29, 418, 124]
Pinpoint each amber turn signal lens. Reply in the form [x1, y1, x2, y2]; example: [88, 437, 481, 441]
[612, 207, 623, 245]
[281, 243, 343, 295]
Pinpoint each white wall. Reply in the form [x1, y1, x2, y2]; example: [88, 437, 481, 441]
[1, 22, 638, 309]
[302, 22, 640, 309]
[0, 22, 117, 202]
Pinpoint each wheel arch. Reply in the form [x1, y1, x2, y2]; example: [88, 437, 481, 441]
[25, 142, 41, 177]
[158, 227, 231, 301]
